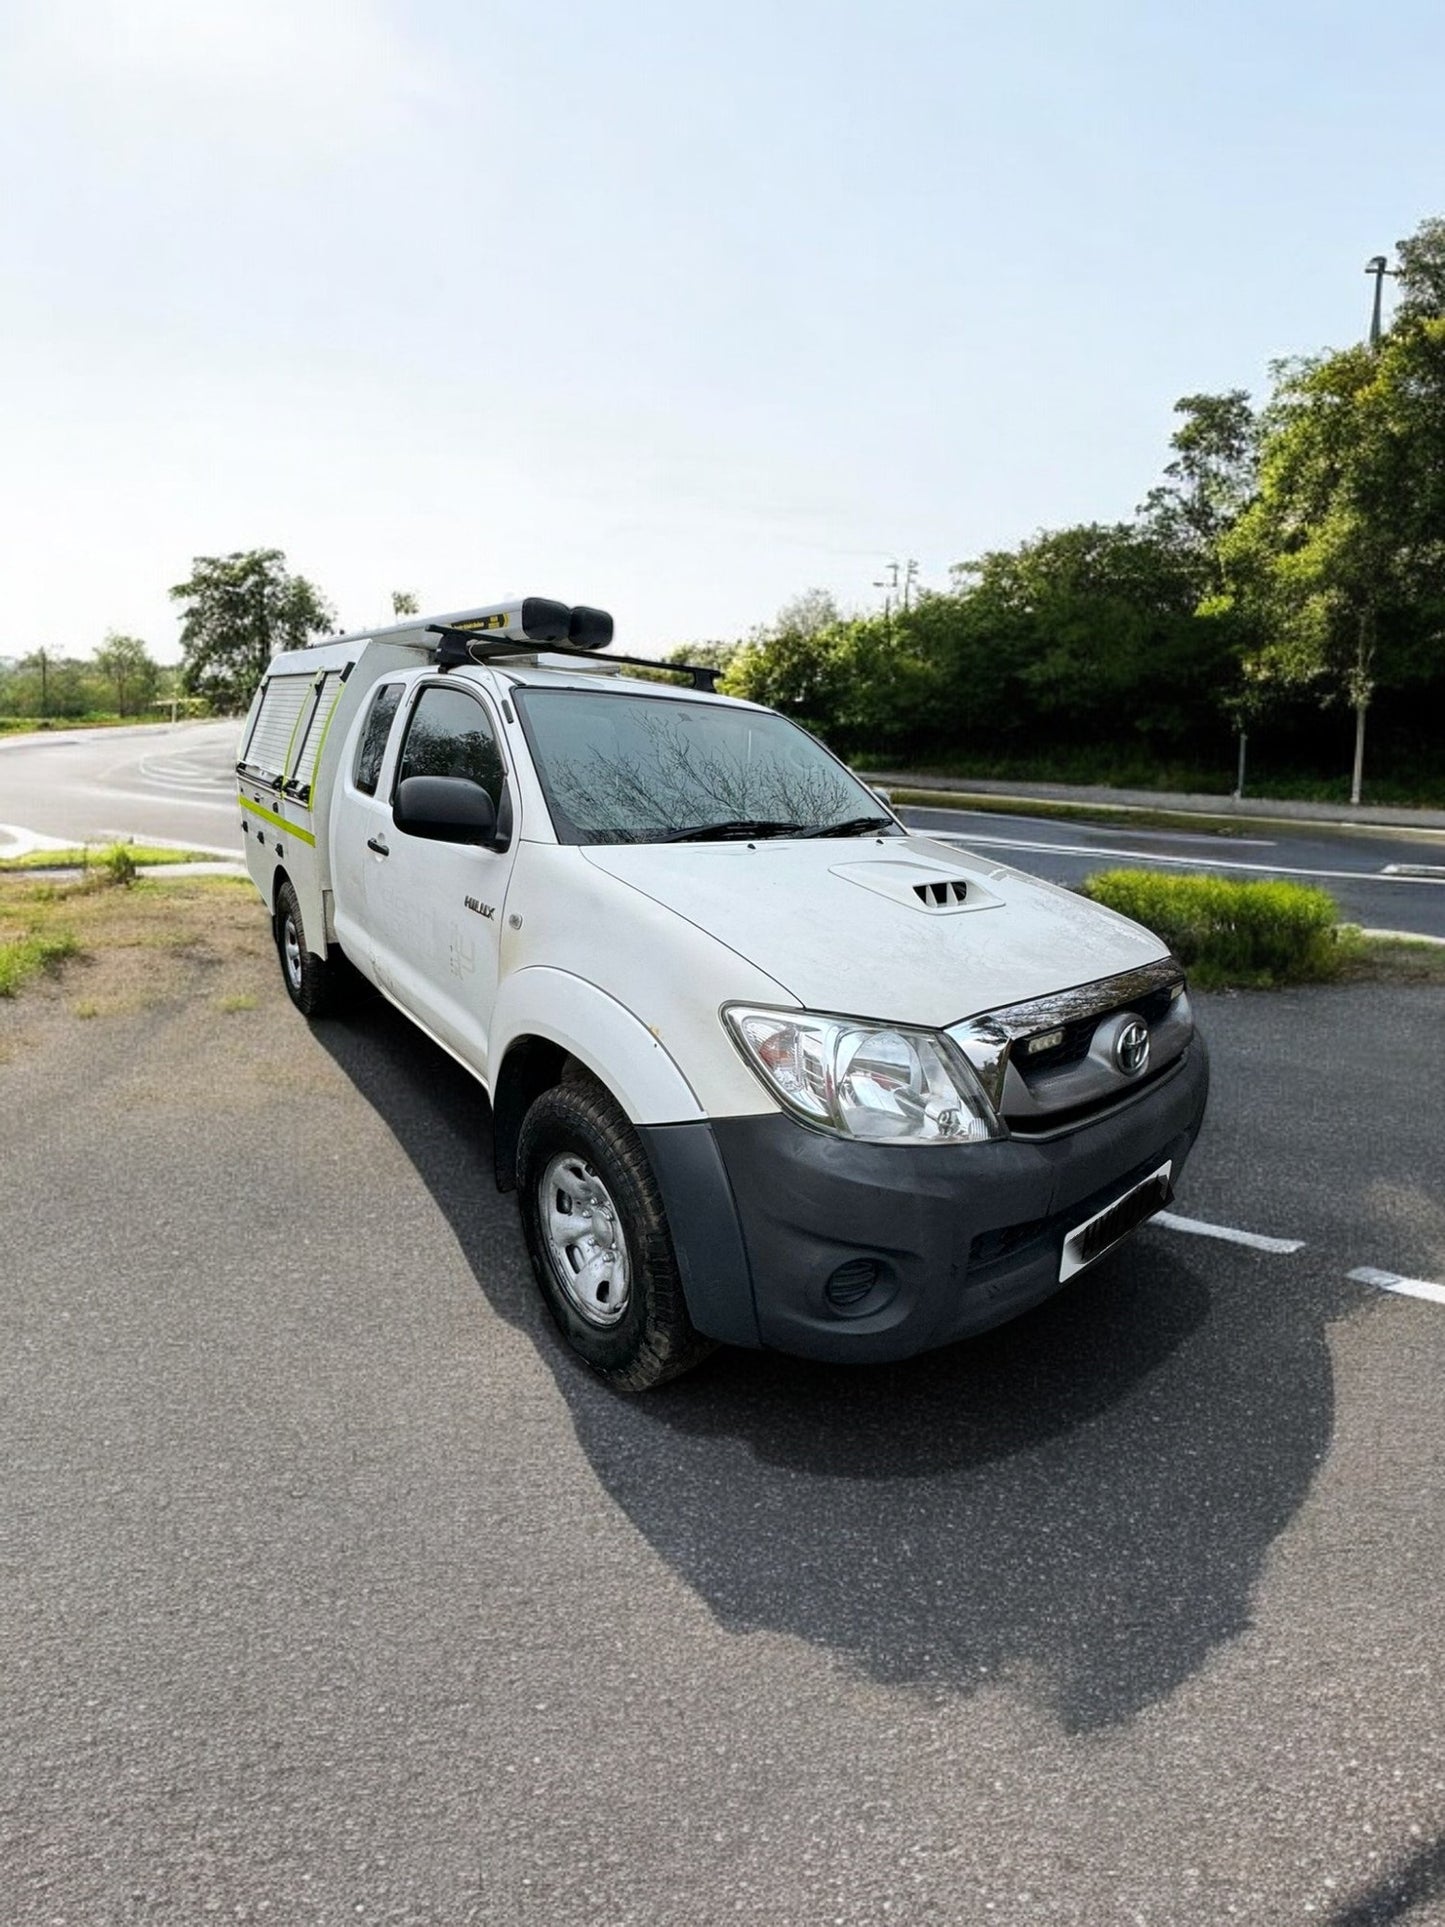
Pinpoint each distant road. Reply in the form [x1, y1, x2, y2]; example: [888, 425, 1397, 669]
[2, 724, 1442, 937]
[902, 803, 1445, 939]
[0, 721, 242, 854]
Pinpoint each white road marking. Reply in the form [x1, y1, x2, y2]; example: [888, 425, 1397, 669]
[0, 823, 74, 857]
[1381, 863, 1445, 878]
[919, 828, 1445, 886]
[80, 785, 239, 813]
[1154, 1211, 1306, 1254]
[1348, 1266, 1445, 1306]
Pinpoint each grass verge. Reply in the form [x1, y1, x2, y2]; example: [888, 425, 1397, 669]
[1344, 934, 1445, 986]
[0, 842, 212, 873]
[0, 713, 184, 735]
[0, 874, 263, 1014]
[0, 927, 80, 997]
[882, 786, 1258, 837]
[856, 750, 1445, 810]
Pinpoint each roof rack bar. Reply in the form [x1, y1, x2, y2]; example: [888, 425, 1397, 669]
[425, 624, 721, 692]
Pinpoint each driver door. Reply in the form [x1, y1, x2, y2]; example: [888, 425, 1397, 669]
[366, 679, 516, 1078]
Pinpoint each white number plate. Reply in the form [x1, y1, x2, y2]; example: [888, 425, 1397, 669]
[1059, 1161, 1174, 1282]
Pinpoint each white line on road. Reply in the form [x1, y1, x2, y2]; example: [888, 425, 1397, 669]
[919, 828, 1445, 886]
[0, 822, 74, 857]
[1155, 1211, 1306, 1254]
[1381, 863, 1445, 878]
[1347, 1266, 1445, 1306]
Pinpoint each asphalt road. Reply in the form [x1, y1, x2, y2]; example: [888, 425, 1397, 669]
[3, 938, 1443, 1925]
[900, 806, 1445, 939]
[0, 720, 243, 854]
[3, 724, 1444, 937]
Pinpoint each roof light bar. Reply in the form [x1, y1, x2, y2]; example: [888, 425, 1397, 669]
[426, 623, 721, 692]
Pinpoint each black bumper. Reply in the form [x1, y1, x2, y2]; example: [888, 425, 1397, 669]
[637, 1038, 1209, 1365]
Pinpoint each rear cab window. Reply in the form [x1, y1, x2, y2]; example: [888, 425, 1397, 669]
[352, 683, 404, 795]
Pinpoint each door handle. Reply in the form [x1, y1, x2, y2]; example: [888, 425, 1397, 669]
[367, 835, 390, 857]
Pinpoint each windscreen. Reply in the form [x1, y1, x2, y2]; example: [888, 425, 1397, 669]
[512, 687, 891, 845]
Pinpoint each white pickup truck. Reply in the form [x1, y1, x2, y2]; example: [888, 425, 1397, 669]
[238, 598, 1208, 1387]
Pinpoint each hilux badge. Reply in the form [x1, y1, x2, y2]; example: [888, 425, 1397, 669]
[465, 896, 496, 920]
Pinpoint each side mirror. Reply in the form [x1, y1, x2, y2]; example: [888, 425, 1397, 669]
[394, 774, 498, 844]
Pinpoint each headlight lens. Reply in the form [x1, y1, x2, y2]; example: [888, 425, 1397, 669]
[723, 1006, 1003, 1143]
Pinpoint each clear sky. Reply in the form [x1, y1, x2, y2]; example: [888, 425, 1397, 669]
[1, 0, 1440, 663]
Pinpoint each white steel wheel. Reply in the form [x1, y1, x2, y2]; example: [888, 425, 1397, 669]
[273, 878, 340, 1018]
[515, 1077, 715, 1390]
[539, 1152, 633, 1328]
[281, 910, 304, 994]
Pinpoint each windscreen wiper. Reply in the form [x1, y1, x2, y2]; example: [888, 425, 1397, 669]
[799, 815, 897, 838]
[662, 819, 806, 843]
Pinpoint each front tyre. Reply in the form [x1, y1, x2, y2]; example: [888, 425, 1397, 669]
[517, 1078, 714, 1390]
[274, 879, 340, 1019]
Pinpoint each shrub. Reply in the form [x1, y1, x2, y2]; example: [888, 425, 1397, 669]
[1079, 870, 1357, 988]
[101, 844, 138, 888]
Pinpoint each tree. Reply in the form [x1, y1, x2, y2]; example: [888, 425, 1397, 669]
[14, 649, 89, 718]
[1217, 330, 1445, 801]
[1138, 390, 1258, 585]
[93, 632, 158, 716]
[774, 588, 841, 637]
[171, 550, 334, 712]
[1393, 216, 1445, 325]
[391, 590, 421, 618]
[949, 522, 1228, 749]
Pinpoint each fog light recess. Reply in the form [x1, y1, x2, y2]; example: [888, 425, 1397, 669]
[825, 1258, 881, 1311]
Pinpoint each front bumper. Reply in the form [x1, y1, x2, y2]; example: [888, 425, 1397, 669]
[638, 1037, 1209, 1364]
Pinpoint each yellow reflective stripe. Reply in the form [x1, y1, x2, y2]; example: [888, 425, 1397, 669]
[238, 795, 317, 847]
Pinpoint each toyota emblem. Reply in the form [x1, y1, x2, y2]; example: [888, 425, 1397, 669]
[1113, 1017, 1151, 1077]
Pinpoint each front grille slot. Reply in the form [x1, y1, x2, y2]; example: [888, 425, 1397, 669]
[1017, 982, 1176, 1076]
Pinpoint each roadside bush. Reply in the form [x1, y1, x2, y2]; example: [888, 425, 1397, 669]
[1079, 870, 1357, 988]
[101, 844, 138, 888]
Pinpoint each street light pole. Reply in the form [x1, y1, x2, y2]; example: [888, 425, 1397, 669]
[1365, 254, 1397, 349]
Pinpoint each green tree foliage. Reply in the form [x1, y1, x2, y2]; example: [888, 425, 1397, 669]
[1393, 216, 1445, 325]
[171, 550, 334, 712]
[1216, 319, 1445, 798]
[724, 531, 1235, 768]
[1138, 390, 1258, 584]
[93, 632, 158, 716]
[12, 649, 90, 718]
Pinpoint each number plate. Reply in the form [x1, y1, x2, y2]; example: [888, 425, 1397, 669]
[1059, 1162, 1174, 1282]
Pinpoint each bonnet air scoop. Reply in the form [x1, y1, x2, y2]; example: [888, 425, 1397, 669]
[828, 855, 1004, 915]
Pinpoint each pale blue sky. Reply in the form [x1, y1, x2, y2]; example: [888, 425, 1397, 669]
[0, 0, 1438, 661]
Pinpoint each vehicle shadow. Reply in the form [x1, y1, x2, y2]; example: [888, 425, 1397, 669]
[314, 992, 1346, 1735]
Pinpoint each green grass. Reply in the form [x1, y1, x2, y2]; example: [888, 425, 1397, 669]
[0, 842, 211, 873]
[1080, 870, 1359, 988]
[882, 786, 1256, 837]
[0, 927, 80, 997]
[1345, 934, 1445, 986]
[0, 713, 187, 735]
[856, 747, 1445, 810]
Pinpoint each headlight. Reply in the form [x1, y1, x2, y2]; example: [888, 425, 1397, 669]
[723, 1006, 1004, 1144]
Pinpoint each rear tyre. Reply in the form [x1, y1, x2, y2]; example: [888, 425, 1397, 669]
[516, 1076, 714, 1390]
[274, 879, 340, 1019]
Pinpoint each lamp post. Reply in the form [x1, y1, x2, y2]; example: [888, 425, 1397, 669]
[1365, 254, 1397, 349]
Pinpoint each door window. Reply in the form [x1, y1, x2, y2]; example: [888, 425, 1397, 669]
[394, 685, 506, 807]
